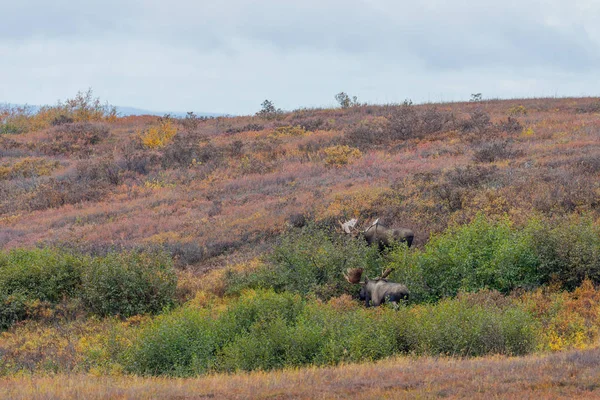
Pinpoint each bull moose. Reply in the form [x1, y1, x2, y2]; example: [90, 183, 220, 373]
[344, 267, 409, 307]
[340, 218, 414, 250]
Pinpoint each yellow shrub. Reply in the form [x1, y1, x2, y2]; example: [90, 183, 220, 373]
[140, 119, 177, 149]
[521, 280, 600, 352]
[323, 145, 362, 167]
[321, 186, 386, 218]
[508, 105, 528, 116]
[1, 90, 117, 133]
[271, 125, 307, 137]
[522, 127, 534, 136]
[143, 231, 181, 244]
[0, 165, 9, 179]
[544, 310, 589, 351]
[144, 177, 176, 189]
[0, 158, 60, 180]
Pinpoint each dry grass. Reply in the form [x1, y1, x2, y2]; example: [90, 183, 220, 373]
[2, 348, 600, 399]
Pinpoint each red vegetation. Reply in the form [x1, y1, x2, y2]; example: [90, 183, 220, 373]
[1, 97, 600, 272]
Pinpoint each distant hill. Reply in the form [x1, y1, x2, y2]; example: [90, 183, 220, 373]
[115, 106, 228, 118]
[1, 103, 228, 118]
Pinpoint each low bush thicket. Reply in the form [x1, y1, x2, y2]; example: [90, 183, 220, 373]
[345, 106, 456, 149]
[387, 214, 600, 301]
[0, 248, 177, 329]
[525, 216, 600, 290]
[227, 214, 600, 304]
[575, 101, 600, 114]
[125, 290, 538, 376]
[0, 248, 84, 330]
[125, 307, 219, 376]
[417, 215, 539, 299]
[25, 175, 115, 212]
[8, 283, 600, 376]
[429, 165, 500, 212]
[80, 250, 177, 317]
[224, 224, 384, 300]
[161, 133, 201, 169]
[497, 116, 523, 132]
[44, 122, 110, 156]
[127, 290, 304, 375]
[472, 140, 522, 163]
[406, 297, 537, 356]
[460, 110, 492, 134]
[0, 89, 116, 134]
[344, 117, 389, 147]
[0, 158, 60, 180]
[0, 158, 123, 214]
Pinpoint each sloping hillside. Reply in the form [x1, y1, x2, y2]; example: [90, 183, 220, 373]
[2, 96, 600, 389]
[2, 97, 599, 272]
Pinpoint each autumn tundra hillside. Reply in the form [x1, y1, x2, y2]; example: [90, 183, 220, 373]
[2, 92, 600, 397]
[1, 94, 599, 269]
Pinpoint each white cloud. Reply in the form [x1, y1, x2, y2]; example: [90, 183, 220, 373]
[1, 0, 599, 114]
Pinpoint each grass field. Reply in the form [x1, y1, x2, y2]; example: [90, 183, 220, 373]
[3, 348, 600, 399]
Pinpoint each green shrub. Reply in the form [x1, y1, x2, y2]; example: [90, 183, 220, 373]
[303, 303, 397, 365]
[126, 290, 538, 376]
[218, 316, 293, 372]
[0, 248, 84, 329]
[127, 290, 304, 375]
[0, 248, 83, 302]
[386, 214, 600, 300]
[0, 248, 178, 329]
[126, 307, 218, 376]
[0, 292, 28, 330]
[383, 245, 428, 302]
[526, 216, 600, 290]
[225, 224, 384, 300]
[388, 215, 540, 301]
[220, 289, 305, 334]
[404, 298, 538, 356]
[80, 250, 177, 317]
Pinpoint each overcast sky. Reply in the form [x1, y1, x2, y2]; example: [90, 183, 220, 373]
[1, 0, 599, 115]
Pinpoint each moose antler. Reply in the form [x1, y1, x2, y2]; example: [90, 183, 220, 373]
[340, 219, 359, 234]
[344, 268, 364, 284]
[363, 217, 381, 234]
[380, 268, 394, 280]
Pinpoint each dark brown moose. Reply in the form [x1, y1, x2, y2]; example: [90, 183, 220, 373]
[340, 218, 414, 250]
[344, 267, 409, 307]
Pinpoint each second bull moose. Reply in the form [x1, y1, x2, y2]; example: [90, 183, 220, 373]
[344, 267, 409, 307]
[340, 218, 414, 250]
